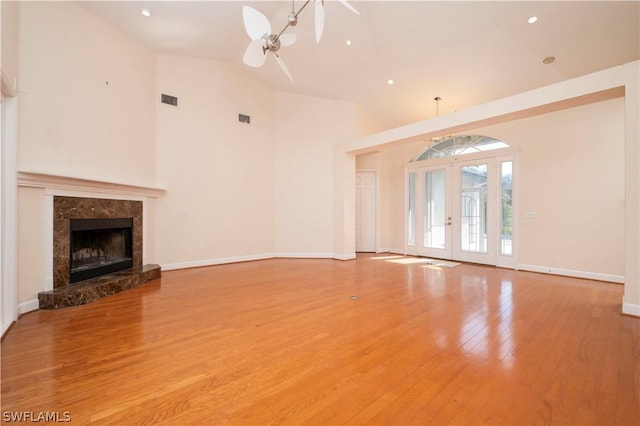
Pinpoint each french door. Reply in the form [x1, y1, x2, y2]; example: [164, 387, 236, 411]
[407, 156, 513, 266]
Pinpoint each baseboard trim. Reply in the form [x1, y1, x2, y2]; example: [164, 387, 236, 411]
[374, 248, 391, 254]
[273, 252, 335, 259]
[161, 253, 274, 271]
[18, 299, 40, 315]
[518, 264, 624, 283]
[387, 249, 407, 255]
[333, 253, 356, 261]
[622, 303, 640, 317]
[1, 320, 15, 340]
[274, 252, 356, 261]
[161, 252, 360, 271]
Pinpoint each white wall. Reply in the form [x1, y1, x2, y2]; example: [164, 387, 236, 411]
[14, 1, 158, 307]
[1, 0, 19, 90]
[485, 98, 625, 277]
[155, 59, 359, 266]
[274, 92, 357, 257]
[16, 187, 44, 306]
[155, 55, 276, 268]
[369, 98, 625, 278]
[17, 2, 156, 186]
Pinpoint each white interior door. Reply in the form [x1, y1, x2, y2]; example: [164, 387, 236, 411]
[356, 171, 376, 252]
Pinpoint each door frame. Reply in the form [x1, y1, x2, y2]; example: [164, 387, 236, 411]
[1, 92, 19, 336]
[451, 157, 497, 265]
[355, 169, 378, 253]
[405, 149, 518, 268]
[412, 164, 453, 260]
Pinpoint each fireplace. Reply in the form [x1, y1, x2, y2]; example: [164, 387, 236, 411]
[38, 196, 161, 310]
[70, 218, 134, 283]
[52, 196, 144, 288]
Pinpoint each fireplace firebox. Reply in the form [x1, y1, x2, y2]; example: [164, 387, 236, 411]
[70, 218, 133, 283]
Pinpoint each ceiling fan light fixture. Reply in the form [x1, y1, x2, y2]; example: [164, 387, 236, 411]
[288, 12, 298, 26]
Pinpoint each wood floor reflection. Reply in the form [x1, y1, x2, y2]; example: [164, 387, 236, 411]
[2, 255, 638, 425]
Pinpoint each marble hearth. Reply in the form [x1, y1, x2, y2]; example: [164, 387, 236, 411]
[38, 264, 160, 309]
[37, 196, 161, 309]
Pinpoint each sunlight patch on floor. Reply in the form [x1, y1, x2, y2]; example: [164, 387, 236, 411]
[423, 265, 444, 271]
[385, 257, 460, 267]
[422, 259, 461, 268]
[369, 255, 405, 260]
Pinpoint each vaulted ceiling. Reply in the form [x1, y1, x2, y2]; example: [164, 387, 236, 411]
[81, 1, 640, 132]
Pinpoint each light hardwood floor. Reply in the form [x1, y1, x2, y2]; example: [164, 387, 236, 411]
[2, 255, 639, 425]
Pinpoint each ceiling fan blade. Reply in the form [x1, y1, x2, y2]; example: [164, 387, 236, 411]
[242, 6, 271, 40]
[273, 53, 294, 83]
[279, 33, 297, 47]
[243, 39, 267, 68]
[338, 0, 360, 15]
[315, 0, 325, 43]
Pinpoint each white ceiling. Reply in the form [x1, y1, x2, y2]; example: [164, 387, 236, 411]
[80, 1, 640, 131]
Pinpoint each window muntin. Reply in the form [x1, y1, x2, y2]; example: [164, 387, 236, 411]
[412, 135, 509, 162]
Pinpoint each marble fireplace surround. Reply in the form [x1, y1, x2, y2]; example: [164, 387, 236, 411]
[37, 195, 161, 309]
[53, 196, 143, 287]
[17, 172, 166, 310]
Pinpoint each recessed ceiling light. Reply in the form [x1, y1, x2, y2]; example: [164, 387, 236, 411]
[528, 16, 538, 24]
[345, 40, 352, 47]
[141, 8, 151, 17]
[543, 56, 555, 64]
[387, 79, 394, 85]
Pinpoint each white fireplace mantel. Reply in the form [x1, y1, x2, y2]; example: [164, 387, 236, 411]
[17, 171, 166, 198]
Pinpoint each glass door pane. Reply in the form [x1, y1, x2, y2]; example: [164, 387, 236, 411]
[423, 169, 446, 249]
[460, 164, 488, 253]
[500, 161, 513, 256]
[407, 172, 416, 246]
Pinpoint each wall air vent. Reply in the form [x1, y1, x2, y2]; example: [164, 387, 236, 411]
[239, 114, 251, 124]
[161, 94, 178, 107]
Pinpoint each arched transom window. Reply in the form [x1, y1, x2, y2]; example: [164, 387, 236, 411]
[412, 135, 509, 162]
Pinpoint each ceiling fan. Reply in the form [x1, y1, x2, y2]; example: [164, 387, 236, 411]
[314, 0, 360, 43]
[242, 0, 360, 83]
[242, 5, 297, 82]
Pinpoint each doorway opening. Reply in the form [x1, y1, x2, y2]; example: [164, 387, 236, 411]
[356, 170, 376, 252]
